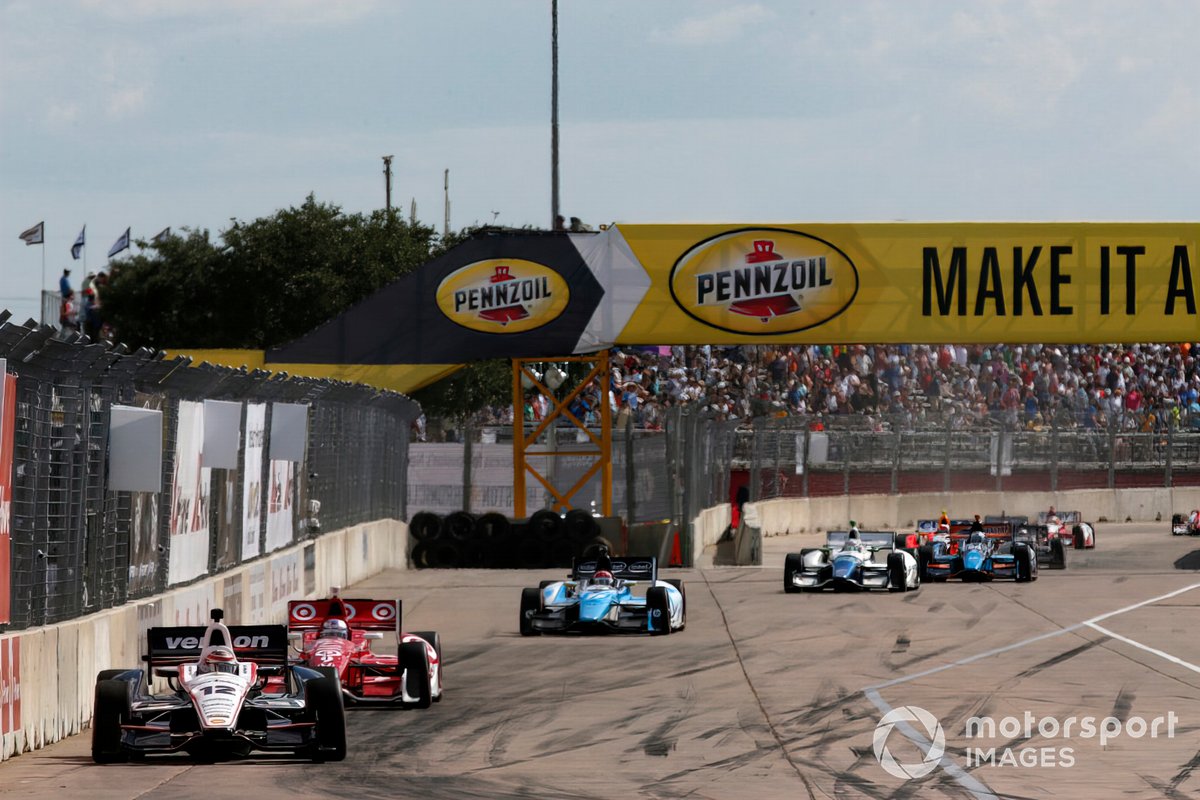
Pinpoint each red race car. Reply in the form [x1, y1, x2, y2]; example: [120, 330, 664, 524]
[285, 590, 443, 708]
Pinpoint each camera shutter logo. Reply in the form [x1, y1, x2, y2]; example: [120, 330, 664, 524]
[873, 705, 945, 779]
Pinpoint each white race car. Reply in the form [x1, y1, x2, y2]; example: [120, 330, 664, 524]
[1038, 511, 1096, 549]
[783, 531, 920, 593]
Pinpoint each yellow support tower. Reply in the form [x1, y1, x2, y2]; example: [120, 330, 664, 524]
[512, 351, 611, 518]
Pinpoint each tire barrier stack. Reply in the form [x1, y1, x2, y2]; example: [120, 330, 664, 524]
[408, 510, 616, 569]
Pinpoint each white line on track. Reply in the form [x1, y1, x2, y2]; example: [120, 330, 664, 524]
[859, 580, 1200, 799]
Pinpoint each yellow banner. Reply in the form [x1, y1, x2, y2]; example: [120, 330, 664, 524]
[615, 222, 1200, 344]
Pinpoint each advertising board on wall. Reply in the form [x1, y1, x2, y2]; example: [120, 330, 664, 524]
[241, 403, 265, 561]
[264, 459, 294, 554]
[167, 400, 211, 586]
[0, 369, 14, 625]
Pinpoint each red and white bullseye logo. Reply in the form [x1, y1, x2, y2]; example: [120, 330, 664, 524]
[291, 603, 317, 622]
[371, 602, 396, 621]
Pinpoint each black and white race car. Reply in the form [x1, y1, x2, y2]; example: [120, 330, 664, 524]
[783, 530, 919, 593]
[91, 609, 346, 763]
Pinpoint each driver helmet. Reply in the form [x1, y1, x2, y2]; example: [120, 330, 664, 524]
[937, 522, 951, 534]
[199, 646, 238, 675]
[969, 531, 986, 545]
[848, 520, 861, 537]
[592, 570, 615, 588]
[321, 619, 350, 640]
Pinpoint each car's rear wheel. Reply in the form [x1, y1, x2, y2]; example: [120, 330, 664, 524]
[306, 676, 346, 762]
[887, 552, 908, 592]
[1049, 538, 1067, 570]
[917, 544, 934, 581]
[1015, 545, 1035, 582]
[519, 587, 542, 636]
[664, 579, 686, 618]
[783, 553, 804, 593]
[400, 641, 432, 708]
[91, 680, 128, 764]
[647, 587, 672, 636]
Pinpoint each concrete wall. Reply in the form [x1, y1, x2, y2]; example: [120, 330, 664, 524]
[0, 519, 407, 762]
[690, 503, 732, 564]
[744, 488, 1200, 537]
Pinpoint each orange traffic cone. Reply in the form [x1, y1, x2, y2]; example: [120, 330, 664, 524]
[669, 530, 682, 567]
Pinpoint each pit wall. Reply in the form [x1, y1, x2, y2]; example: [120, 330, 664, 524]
[742, 488, 1200, 538]
[0, 519, 408, 762]
[689, 503, 732, 565]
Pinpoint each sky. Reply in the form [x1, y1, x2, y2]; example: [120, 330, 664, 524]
[4, 0, 1200, 324]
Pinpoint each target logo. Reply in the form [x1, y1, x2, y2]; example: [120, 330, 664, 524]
[291, 603, 317, 622]
[873, 705, 945, 780]
[371, 602, 396, 621]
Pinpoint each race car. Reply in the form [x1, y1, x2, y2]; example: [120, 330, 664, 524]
[1171, 512, 1200, 536]
[1037, 510, 1096, 549]
[783, 530, 919, 593]
[519, 549, 685, 635]
[91, 609, 345, 763]
[286, 590, 442, 708]
[919, 526, 1038, 582]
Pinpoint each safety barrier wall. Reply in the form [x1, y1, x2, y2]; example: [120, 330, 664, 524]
[741, 488, 1200, 538]
[0, 518, 407, 762]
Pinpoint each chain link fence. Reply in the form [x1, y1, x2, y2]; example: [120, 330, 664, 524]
[0, 315, 418, 632]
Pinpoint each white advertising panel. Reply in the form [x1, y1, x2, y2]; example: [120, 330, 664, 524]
[265, 459, 295, 553]
[202, 400, 241, 469]
[241, 403, 266, 560]
[269, 402, 308, 462]
[167, 400, 211, 585]
[108, 405, 163, 492]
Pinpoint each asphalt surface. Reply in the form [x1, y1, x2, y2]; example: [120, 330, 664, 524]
[2, 522, 1200, 799]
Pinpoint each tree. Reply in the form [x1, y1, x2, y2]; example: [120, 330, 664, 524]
[104, 195, 442, 349]
[102, 197, 521, 419]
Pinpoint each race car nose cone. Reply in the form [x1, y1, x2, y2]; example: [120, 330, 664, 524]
[579, 591, 615, 622]
[832, 555, 858, 580]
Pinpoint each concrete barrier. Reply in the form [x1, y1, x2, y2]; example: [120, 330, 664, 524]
[0, 518, 408, 762]
[744, 488, 1200, 536]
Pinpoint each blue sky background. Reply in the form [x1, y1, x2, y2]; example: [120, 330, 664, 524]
[3, 0, 1200, 324]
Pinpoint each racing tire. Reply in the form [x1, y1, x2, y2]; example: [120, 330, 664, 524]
[1015, 545, 1035, 582]
[315, 666, 339, 683]
[519, 587, 542, 636]
[96, 669, 127, 682]
[91, 679, 129, 764]
[1049, 538, 1067, 570]
[1072, 524, 1084, 549]
[409, 631, 442, 702]
[563, 508, 599, 541]
[400, 641, 433, 709]
[664, 579, 686, 618]
[476, 512, 511, 541]
[529, 509, 563, 542]
[647, 586, 672, 636]
[444, 511, 477, 542]
[409, 541, 430, 569]
[886, 552, 908, 592]
[917, 545, 934, 581]
[538, 580, 557, 591]
[306, 676, 347, 762]
[409, 511, 442, 543]
[783, 553, 804, 593]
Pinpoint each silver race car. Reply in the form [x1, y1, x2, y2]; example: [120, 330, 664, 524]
[783, 530, 920, 593]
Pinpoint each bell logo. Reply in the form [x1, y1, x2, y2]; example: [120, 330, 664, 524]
[669, 229, 858, 335]
[437, 259, 570, 334]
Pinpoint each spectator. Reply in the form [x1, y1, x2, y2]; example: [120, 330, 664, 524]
[59, 268, 72, 298]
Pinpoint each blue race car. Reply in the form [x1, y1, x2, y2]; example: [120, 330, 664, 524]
[920, 527, 1037, 582]
[519, 549, 685, 636]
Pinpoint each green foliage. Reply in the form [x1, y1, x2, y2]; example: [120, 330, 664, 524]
[104, 195, 440, 349]
[410, 358, 512, 420]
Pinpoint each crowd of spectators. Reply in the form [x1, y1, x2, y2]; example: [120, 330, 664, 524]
[433, 343, 1200, 439]
[57, 267, 111, 342]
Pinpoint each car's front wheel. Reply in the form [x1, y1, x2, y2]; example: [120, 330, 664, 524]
[91, 680, 129, 764]
[647, 587, 672, 636]
[306, 676, 346, 762]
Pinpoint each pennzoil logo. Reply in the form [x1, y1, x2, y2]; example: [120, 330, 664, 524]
[669, 229, 859, 335]
[436, 259, 570, 334]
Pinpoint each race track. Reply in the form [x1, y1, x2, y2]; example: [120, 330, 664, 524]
[2, 522, 1199, 799]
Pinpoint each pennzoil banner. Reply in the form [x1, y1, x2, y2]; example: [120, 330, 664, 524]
[217, 222, 1200, 390]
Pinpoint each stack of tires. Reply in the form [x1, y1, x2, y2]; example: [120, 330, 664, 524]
[408, 509, 615, 569]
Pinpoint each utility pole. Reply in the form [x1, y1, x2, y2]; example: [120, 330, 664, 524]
[382, 155, 394, 213]
[443, 168, 451, 236]
[550, 0, 560, 229]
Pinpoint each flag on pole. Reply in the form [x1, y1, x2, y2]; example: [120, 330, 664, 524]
[107, 227, 131, 258]
[152, 227, 171, 244]
[71, 226, 86, 260]
[18, 221, 44, 246]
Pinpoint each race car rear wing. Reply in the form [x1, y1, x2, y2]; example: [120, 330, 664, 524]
[286, 598, 402, 634]
[827, 531, 895, 550]
[1037, 511, 1082, 524]
[146, 624, 289, 669]
[573, 555, 657, 583]
[916, 520, 1013, 540]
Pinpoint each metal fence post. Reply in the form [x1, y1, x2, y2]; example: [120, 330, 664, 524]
[891, 428, 901, 494]
[1108, 419, 1117, 490]
[750, 416, 763, 501]
[461, 420, 473, 513]
[1050, 414, 1059, 493]
[624, 415, 636, 524]
[1166, 422, 1173, 488]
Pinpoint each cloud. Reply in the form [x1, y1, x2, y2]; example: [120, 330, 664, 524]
[77, 0, 379, 27]
[654, 4, 774, 46]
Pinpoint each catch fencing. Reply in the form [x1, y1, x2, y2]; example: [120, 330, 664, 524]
[0, 314, 418, 632]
